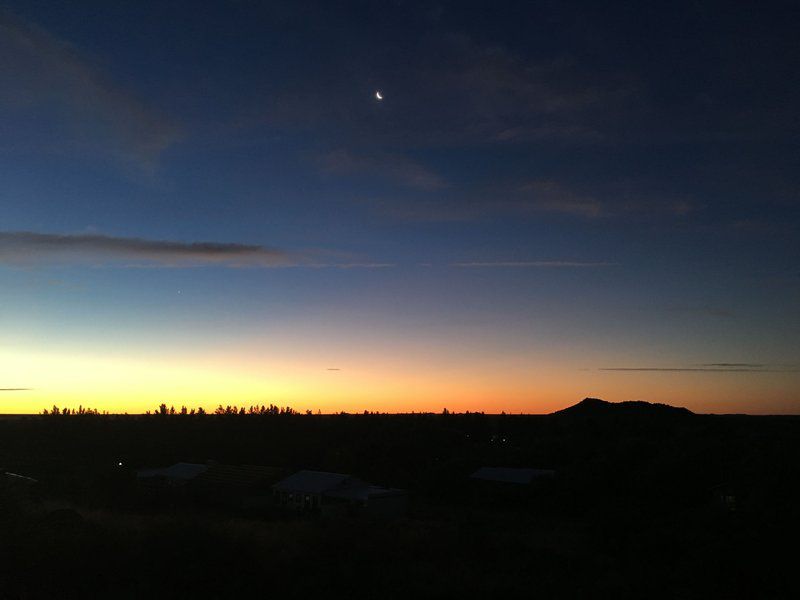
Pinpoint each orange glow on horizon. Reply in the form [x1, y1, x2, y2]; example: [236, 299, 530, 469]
[2, 346, 798, 415]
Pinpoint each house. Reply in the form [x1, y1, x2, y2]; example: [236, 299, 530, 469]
[272, 470, 363, 512]
[470, 467, 556, 485]
[272, 470, 407, 517]
[136, 462, 283, 508]
[189, 464, 283, 509]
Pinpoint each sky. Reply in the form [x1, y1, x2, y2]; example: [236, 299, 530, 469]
[1, 0, 799, 414]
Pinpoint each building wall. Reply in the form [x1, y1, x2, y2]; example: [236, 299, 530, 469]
[274, 489, 322, 510]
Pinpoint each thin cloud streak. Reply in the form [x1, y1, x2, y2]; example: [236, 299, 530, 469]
[0, 388, 31, 392]
[667, 306, 736, 318]
[369, 179, 697, 224]
[454, 261, 615, 268]
[701, 363, 766, 368]
[305, 262, 396, 269]
[600, 367, 793, 373]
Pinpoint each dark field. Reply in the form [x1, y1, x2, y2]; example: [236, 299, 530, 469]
[2, 401, 799, 599]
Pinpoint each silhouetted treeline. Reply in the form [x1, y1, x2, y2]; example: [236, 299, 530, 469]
[40, 403, 303, 417]
[42, 405, 107, 416]
[42, 403, 483, 417]
[149, 403, 300, 416]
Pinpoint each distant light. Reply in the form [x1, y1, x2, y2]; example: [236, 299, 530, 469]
[118, 462, 123, 467]
[375, 90, 383, 101]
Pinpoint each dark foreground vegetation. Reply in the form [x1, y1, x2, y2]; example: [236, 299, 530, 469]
[2, 398, 799, 599]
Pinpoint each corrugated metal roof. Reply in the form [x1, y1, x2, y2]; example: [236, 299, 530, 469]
[136, 462, 208, 481]
[192, 464, 282, 488]
[324, 485, 406, 501]
[470, 467, 555, 484]
[272, 470, 359, 494]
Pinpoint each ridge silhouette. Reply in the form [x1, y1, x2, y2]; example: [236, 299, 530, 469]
[552, 397, 693, 417]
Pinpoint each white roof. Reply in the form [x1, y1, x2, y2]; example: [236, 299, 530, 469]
[3, 471, 38, 485]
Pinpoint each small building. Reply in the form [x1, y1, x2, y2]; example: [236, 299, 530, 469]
[272, 470, 407, 517]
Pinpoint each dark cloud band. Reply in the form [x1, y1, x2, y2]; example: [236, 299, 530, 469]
[0, 231, 398, 270]
[0, 231, 290, 267]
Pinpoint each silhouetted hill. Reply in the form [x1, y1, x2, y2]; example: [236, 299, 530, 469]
[552, 397, 693, 418]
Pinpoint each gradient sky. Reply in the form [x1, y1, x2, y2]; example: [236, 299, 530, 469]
[1, 0, 799, 414]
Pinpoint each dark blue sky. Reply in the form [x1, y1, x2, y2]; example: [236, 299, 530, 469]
[1, 1, 798, 413]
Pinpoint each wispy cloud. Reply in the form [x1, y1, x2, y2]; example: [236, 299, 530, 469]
[0, 388, 31, 392]
[454, 261, 615, 268]
[600, 365, 794, 373]
[667, 305, 735, 319]
[514, 180, 603, 218]
[320, 149, 447, 191]
[368, 178, 697, 223]
[501, 179, 697, 220]
[700, 363, 765, 368]
[0, 9, 179, 168]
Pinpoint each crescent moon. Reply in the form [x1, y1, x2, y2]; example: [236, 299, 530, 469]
[375, 91, 383, 100]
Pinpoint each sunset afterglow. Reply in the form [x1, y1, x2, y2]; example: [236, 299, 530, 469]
[1, 2, 798, 415]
